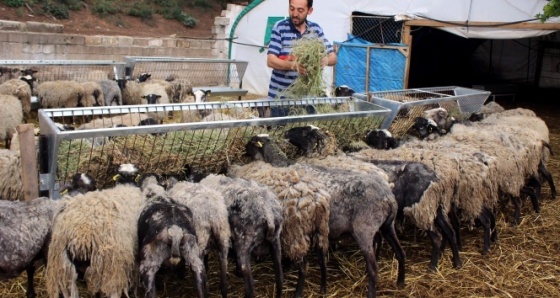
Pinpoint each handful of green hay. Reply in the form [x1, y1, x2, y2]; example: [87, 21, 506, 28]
[282, 37, 327, 99]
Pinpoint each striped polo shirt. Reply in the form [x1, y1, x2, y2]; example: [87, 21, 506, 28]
[267, 18, 334, 99]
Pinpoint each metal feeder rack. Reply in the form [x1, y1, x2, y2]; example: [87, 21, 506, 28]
[354, 86, 491, 136]
[38, 97, 390, 198]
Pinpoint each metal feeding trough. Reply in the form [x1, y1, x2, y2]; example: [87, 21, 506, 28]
[354, 86, 491, 136]
[38, 97, 390, 198]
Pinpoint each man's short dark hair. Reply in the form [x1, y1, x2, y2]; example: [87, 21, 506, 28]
[308, 0, 313, 8]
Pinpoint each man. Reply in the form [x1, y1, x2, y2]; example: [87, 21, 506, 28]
[267, 0, 337, 101]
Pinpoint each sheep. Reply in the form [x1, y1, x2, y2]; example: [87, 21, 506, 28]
[98, 79, 123, 106]
[284, 126, 462, 270]
[365, 129, 400, 150]
[36, 80, 85, 108]
[0, 197, 61, 298]
[45, 163, 146, 298]
[228, 142, 331, 297]
[193, 89, 211, 103]
[350, 138, 500, 255]
[0, 94, 23, 149]
[167, 180, 231, 298]
[58, 173, 97, 197]
[117, 79, 144, 105]
[333, 85, 355, 97]
[239, 134, 406, 297]
[78, 112, 150, 130]
[0, 148, 23, 201]
[81, 81, 105, 107]
[200, 174, 284, 298]
[0, 76, 33, 122]
[0, 173, 95, 298]
[136, 174, 207, 298]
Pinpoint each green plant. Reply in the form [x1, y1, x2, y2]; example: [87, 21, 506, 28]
[41, 1, 70, 19]
[193, 0, 211, 9]
[178, 12, 197, 28]
[3, 0, 24, 8]
[127, 2, 153, 19]
[152, 0, 174, 7]
[537, 0, 560, 22]
[92, 0, 120, 17]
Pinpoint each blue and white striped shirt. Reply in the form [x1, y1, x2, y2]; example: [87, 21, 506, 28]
[267, 18, 334, 99]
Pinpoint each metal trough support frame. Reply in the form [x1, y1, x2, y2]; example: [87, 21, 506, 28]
[123, 56, 249, 98]
[38, 97, 390, 198]
[354, 86, 491, 136]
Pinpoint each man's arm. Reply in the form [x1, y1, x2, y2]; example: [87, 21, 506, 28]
[267, 54, 295, 71]
[322, 52, 337, 67]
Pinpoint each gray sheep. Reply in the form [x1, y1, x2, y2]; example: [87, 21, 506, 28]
[200, 174, 284, 298]
[137, 174, 207, 298]
[98, 79, 123, 106]
[167, 180, 231, 298]
[242, 134, 406, 298]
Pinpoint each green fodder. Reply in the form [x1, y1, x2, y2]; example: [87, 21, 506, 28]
[282, 37, 327, 99]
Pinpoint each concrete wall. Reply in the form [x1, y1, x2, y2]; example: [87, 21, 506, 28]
[0, 4, 241, 61]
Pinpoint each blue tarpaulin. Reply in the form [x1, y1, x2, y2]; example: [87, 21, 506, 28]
[335, 35, 407, 93]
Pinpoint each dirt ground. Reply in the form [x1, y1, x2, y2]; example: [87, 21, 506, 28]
[0, 2, 223, 38]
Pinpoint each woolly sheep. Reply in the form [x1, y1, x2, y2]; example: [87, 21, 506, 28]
[137, 174, 207, 298]
[0, 94, 23, 149]
[0, 148, 23, 201]
[0, 174, 95, 298]
[45, 164, 146, 298]
[0, 76, 33, 122]
[200, 174, 284, 298]
[284, 126, 461, 270]
[36, 80, 85, 108]
[81, 81, 105, 107]
[241, 134, 406, 297]
[118, 79, 144, 105]
[228, 149, 331, 296]
[98, 79, 123, 106]
[78, 112, 150, 130]
[167, 180, 231, 298]
[0, 197, 60, 298]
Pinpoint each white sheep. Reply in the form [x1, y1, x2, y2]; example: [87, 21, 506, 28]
[0, 148, 23, 201]
[36, 80, 85, 108]
[0, 94, 23, 149]
[0, 76, 33, 122]
[199, 174, 284, 298]
[167, 180, 231, 298]
[45, 164, 146, 298]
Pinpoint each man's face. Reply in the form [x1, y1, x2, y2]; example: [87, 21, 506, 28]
[289, 0, 313, 27]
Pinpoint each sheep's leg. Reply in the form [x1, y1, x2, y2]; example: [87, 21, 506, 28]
[539, 162, 557, 198]
[25, 265, 36, 298]
[476, 212, 492, 255]
[485, 207, 498, 243]
[427, 229, 443, 271]
[435, 208, 462, 269]
[270, 238, 284, 298]
[294, 258, 308, 298]
[139, 256, 164, 298]
[219, 247, 229, 298]
[315, 247, 327, 295]
[373, 232, 382, 260]
[380, 222, 406, 288]
[510, 196, 522, 226]
[449, 203, 462, 251]
[236, 247, 255, 298]
[354, 229, 379, 298]
[521, 184, 540, 214]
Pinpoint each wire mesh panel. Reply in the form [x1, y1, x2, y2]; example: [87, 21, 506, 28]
[350, 14, 404, 44]
[38, 97, 390, 198]
[123, 56, 248, 88]
[0, 60, 126, 84]
[354, 86, 491, 136]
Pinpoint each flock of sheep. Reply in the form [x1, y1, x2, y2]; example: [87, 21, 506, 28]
[0, 85, 555, 298]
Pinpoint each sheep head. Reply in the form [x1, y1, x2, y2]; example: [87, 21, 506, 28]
[284, 125, 327, 157]
[245, 134, 291, 167]
[334, 85, 356, 97]
[365, 129, 399, 150]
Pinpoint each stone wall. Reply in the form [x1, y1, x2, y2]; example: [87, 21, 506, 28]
[0, 4, 242, 61]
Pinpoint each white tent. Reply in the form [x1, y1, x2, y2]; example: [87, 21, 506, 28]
[226, 0, 560, 96]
